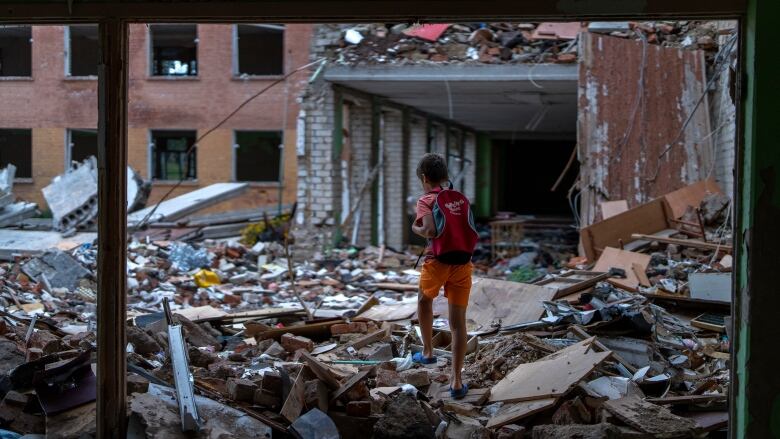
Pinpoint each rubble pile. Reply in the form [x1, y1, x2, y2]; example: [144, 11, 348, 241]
[0, 180, 732, 438]
[0, 165, 38, 228]
[331, 21, 726, 66]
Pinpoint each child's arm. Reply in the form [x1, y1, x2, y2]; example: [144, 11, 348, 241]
[412, 214, 436, 238]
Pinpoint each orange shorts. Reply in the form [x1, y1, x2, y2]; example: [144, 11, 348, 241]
[419, 259, 473, 307]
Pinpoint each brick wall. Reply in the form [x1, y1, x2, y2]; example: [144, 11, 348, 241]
[381, 109, 404, 250]
[347, 97, 373, 246]
[0, 23, 312, 213]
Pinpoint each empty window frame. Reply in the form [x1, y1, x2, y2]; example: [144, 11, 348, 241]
[66, 25, 99, 77]
[67, 129, 98, 167]
[234, 24, 284, 76]
[0, 25, 32, 77]
[150, 130, 197, 180]
[233, 131, 282, 182]
[149, 24, 198, 77]
[0, 129, 32, 178]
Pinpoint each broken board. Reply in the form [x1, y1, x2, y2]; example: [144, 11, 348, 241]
[467, 277, 557, 331]
[280, 370, 306, 423]
[600, 200, 629, 220]
[580, 197, 673, 261]
[434, 387, 490, 405]
[128, 182, 249, 226]
[534, 271, 611, 300]
[358, 303, 417, 322]
[486, 398, 557, 428]
[663, 179, 722, 219]
[489, 337, 611, 403]
[603, 397, 699, 438]
[593, 247, 651, 291]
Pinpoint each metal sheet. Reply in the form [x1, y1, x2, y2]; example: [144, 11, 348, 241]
[578, 32, 714, 226]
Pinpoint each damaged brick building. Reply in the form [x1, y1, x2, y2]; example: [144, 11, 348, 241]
[0, 23, 312, 212]
[295, 21, 737, 249]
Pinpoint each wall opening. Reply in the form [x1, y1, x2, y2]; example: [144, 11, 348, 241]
[149, 24, 198, 77]
[0, 25, 32, 77]
[492, 138, 578, 216]
[67, 25, 99, 77]
[0, 128, 32, 178]
[68, 129, 98, 166]
[235, 24, 284, 76]
[150, 130, 197, 180]
[233, 130, 282, 182]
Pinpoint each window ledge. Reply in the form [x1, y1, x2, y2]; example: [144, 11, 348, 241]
[231, 74, 285, 81]
[241, 181, 283, 188]
[152, 180, 199, 186]
[0, 77, 33, 81]
[14, 178, 34, 184]
[64, 76, 98, 81]
[146, 76, 200, 81]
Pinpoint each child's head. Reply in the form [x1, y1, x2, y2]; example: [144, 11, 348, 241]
[416, 153, 449, 188]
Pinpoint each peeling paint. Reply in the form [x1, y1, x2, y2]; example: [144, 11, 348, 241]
[577, 32, 713, 225]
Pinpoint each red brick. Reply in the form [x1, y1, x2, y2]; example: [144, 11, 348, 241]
[127, 373, 150, 395]
[497, 424, 526, 439]
[346, 400, 372, 417]
[28, 330, 64, 354]
[281, 333, 314, 352]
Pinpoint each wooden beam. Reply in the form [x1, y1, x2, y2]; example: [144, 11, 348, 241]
[96, 18, 128, 438]
[630, 234, 733, 252]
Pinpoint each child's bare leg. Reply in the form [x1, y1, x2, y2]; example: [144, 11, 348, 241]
[448, 303, 467, 390]
[418, 293, 434, 358]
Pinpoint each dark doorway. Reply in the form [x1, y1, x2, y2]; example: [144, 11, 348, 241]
[492, 138, 578, 216]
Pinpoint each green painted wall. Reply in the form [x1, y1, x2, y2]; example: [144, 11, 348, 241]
[736, 0, 780, 437]
[475, 134, 492, 218]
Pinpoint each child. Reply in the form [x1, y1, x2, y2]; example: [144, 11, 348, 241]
[411, 153, 478, 399]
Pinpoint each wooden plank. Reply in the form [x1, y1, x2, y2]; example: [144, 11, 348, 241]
[330, 369, 372, 405]
[647, 394, 728, 405]
[631, 234, 733, 252]
[468, 277, 557, 331]
[663, 179, 722, 219]
[371, 282, 419, 292]
[631, 262, 651, 288]
[348, 327, 390, 350]
[593, 247, 651, 291]
[603, 397, 699, 437]
[96, 18, 128, 439]
[489, 337, 611, 403]
[486, 398, 557, 428]
[581, 197, 672, 261]
[298, 350, 342, 390]
[435, 387, 490, 405]
[535, 271, 612, 300]
[280, 369, 306, 423]
[600, 200, 629, 219]
[246, 319, 342, 340]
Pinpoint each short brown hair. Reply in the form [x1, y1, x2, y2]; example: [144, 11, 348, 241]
[416, 153, 449, 184]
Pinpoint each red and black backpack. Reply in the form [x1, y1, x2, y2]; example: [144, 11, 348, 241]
[427, 185, 479, 265]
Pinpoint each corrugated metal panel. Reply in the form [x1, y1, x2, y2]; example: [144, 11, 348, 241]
[577, 32, 713, 226]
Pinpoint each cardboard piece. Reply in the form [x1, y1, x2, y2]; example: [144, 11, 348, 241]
[467, 278, 557, 331]
[581, 197, 673, 261]
[593, 247, 651, 291]
[600, 200, 629, 219]
[489, 338, 611, 403]
[663, 179, 722, 219]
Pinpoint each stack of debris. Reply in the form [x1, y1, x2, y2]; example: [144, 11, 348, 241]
[330, 21, 726, 66]
[0, 165, 38, 228]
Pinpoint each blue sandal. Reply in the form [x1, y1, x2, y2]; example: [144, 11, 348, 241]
[412, 352, 437, 364]
[450, 383, 469, 399]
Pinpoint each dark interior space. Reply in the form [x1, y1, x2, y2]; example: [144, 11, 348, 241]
[150, 24, 197, 76]
[0, 128, 32, 178]
[69, 129, 98, 164]
[236, 24, 284, 76]
[0, 25, 32, 77]
[492, 138, 578, 216]
[68, 25, 99, 77]
[234, 130, 282, 182]
[151, 129, 197, 180]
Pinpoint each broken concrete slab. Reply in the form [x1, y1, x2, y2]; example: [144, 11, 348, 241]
[0, 229, 96, 261]
[128, 182, 249, 227]
[373, 393, 434, 439]
[0, 202, 39, 228]
[22, 250, 91, 290]
[42, 157, 98, 232]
